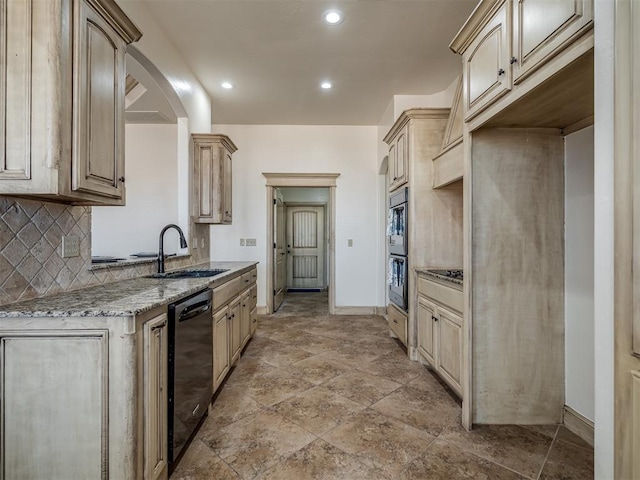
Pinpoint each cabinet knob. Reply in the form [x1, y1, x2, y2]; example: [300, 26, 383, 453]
[118, 176, 125, 183]
[393, 319, 398, 324]
[432, 315, 438, 322]
[393, 177, 398, 181]
[510, 57, 518, 65]
[498, 68, 505, 76]
[151, 320, 166, 331]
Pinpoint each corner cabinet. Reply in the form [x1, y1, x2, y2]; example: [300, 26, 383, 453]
[387, 125, 408, 192]
[192, 134, 238, 224]
[0, 0, 142, 205]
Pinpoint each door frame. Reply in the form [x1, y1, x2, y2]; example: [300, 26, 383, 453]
[263, 173, 340, 314]
[284, 202, 328, 290]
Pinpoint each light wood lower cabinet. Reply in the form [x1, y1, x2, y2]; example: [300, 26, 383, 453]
[229, 298, 242, 366]
[416, 274, 463, 397]
[213, 307, 230, 392]
[388, 303, 408, 346]
[241, 290, 251, 347]
[143, 314, 169, 480]
[0, 308, 169, 479]
[211, 266, 258, 394]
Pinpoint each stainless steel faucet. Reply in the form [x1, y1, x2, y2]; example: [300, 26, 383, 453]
[158, 224, 188, 273]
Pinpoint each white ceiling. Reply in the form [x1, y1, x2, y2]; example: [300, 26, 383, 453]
[122, 0, 477, 125]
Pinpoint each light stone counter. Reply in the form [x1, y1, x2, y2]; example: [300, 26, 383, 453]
[0, 261, 257, 318]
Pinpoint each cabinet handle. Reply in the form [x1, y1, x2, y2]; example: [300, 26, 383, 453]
[510, 57, 517, 65]
[393, 177, 398, 181]
[393, 319, 398, 324]
[151, 320, 166, 331]
[245, 279, 249, 283]
[118, 176, 125, 183]
[243, 304, 246, 307]
[498, 68, 505, 76]
[432, 315, 438, 322]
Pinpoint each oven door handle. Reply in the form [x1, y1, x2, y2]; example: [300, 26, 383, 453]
[179, 300, 212, 322]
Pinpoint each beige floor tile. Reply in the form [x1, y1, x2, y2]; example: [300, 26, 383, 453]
[199, 409, 316, 479]
[439, 423, 553, 479]
[224, 359, 280, 387]
[357, 352, 427, 384]
[315, 348, 382, 369]
[207, 385, 265, 428]
[171, 438, 240, 480]
[271, 386, 366, 435]
[398, 438, 525, 480]
[288, 355, 353, 385]
[258, 438, 388, 480]
[519, 424, 559, 439]
[236, 367, 315, 406]
[321, 408, 435, 478]
[371, 385, 461, 436]
[555, 426, 592, 449]
[252, 343, 315, 369]
[539, 437, 594, 479]
[322, 370, 402, 406]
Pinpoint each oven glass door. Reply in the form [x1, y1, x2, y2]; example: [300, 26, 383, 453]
[388, 203, 407, 256]
[388, 255, 408, 310]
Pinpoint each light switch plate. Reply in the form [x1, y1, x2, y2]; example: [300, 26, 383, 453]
[240, 238, 246, 246]
[348, 239, 353, 247]
[246, 238, 257, 247]
[61, 235, 80, 258]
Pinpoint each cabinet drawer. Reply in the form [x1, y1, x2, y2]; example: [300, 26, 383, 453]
[250, 268, 257, 284]
[417, 276, 463, 313]
[388, 304, 407, 346]
[241, 272, 252, 289]
[212, 276, 242, 311]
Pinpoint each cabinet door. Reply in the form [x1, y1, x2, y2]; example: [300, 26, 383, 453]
[72, 0, 126, 201]
[1, 331, 108, 479]
[512, 0, 593, 83]
[223, 150, 233, 224]
[388, 143, 396, 191]
[464, 0, 511, 120]
[250, 306, 258, 336]
[229, 299, 242, 365]
[213, 307, 230, 392]
[240, 290, 251, 347]
[392, 127, 408, 190]
[436, 306, 463, 396]
[143, 314, 168, 480]
[417, 297, 437, 366]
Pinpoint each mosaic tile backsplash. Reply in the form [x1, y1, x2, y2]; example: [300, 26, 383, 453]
[0, 196, 210, 306]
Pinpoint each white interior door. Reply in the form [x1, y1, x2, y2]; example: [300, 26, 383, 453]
[273, 191, 286, 311]
[286, 206, 325, 289]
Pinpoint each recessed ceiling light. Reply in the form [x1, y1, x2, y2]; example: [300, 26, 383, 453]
[221, 82, 235, 89]
[323, 9, 343, 25]
[320, 81, 333, 89]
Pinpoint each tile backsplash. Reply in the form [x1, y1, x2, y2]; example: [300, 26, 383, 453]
[0, 196, 210, 306]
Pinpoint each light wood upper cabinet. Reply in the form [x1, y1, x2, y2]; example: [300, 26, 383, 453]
[388, 125, 408, 192]
[143, 314, 169, 480]
[512, 0, 593, 83]
[0, 0, 141, 204]
[464, 0, 511, 120]
[451, 0, 593, 124]
[192, 134, 238, 224]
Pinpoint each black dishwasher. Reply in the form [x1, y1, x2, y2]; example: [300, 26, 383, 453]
[168, 288, 213, 472]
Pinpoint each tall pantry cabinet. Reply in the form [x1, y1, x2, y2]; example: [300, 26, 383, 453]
[384, 109, 464, 360]
[0, 0, 142, 205]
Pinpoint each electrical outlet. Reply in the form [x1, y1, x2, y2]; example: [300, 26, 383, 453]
[240, 238, 246, 246]
[348, 239, 353, 247]
[246, 238, 257, 247]
[61, 235, 80, 258]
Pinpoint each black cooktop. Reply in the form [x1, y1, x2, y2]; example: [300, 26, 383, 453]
[427, 269, 463, 280]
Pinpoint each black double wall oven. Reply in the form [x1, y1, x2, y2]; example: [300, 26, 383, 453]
[388, 187, 408, 311]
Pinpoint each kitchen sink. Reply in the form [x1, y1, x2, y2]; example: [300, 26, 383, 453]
[148, 269, 229, 279]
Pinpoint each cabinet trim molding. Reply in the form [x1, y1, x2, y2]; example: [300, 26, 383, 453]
[450, 0, 506, 54]
[86, 0, 142, 44]
[262, 172, 340, 187]
[383, 108, 450, 145]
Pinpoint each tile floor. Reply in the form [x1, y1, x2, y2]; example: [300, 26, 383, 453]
[172, 292, 594, 480]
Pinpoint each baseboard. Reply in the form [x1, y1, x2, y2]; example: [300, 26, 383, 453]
[333, 306, 378, 315]
[563, 405, 594, 447]
[375, 306, 387, 316]
[257, 306, 268, 315]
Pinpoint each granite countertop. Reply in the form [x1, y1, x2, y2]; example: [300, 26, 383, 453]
[415, 267, 463, 288]
[0, 261, 258, 318]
